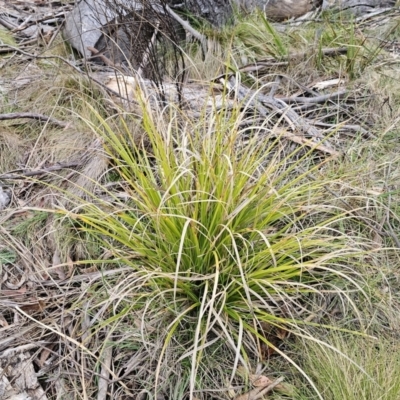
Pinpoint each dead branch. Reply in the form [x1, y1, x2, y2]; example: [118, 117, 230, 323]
[165, 4, 208, 54]
[0, 161, 81, 180]
[220, 75, 327, 140]
[87, 46, 121, 69]
[97, 338, 113, 400]
[279, 90, 349, 104]
[238, 47, 348, 71]
[0, 112, 68, 128]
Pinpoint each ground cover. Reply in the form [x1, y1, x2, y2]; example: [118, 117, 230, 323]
[1, 4, 400, 400]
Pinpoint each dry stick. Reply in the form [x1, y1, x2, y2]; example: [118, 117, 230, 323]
[0, 47, 13, 54]
[0, 45, 33, 54]
[136, 21, 160, 79]
[355, 7, 394, 22]
[0, 17, 17, 31]
[0, 112, 68, 128]
[0, 161, 81, 180]
[238, 61, 288, 73]
[0, 342, 46, 358]
[220, 76, 339, 154]
[313, 122, 375, 139]
[12, 15, 33, 32]
[238, 47, 348, 72]
[87, 46, 121, 69]
[221, 75, 337, 154]
[227, 76, 326, 140]
[21, 11, 68, 26]
[272, 128, 339, 156]
[97, 338, 113, 400]
[46, 19, 65, 49]
[277, 73, 321, 98]
[279, 90, 348, 104]
[165, 4, 208, 55]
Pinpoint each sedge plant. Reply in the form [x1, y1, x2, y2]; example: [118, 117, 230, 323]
[60, 95, 375, 398]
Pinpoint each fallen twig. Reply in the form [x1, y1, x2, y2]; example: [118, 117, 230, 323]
[87, 46, 122, 70]
[0, 342, 45, 358]
[272, 128, 340, 157]
[165, 4, 208, 55]
[97, 337, 113, 400]
[237, 47, 348, 73]
[0, 161, 81, 180]
[313, 122, 375, 139]
[0, 112, 68, 128]
[279, 90, 348, 104]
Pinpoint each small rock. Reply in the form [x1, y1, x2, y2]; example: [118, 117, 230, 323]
[0, 186, 11, 210]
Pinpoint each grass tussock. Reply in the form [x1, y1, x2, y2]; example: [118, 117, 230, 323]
[294, 334, 400, 400]
[47, 97, 386, 398]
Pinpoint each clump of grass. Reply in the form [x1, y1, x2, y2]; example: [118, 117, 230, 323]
[0, 248, 17, 264]
[11, 210, 49, 239]
[0, 27, 17, 46]
[53, 94, 381, 398]
[294, 333, 400, 400]
[0, 129, 29, 171]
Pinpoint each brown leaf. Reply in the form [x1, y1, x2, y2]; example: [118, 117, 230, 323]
[20, 299, 46, 313]
[276, 328, 288, 340]
[250, 374, 273, 387]
[1, 287, 27, 297]
[38, 342, 56, 367]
